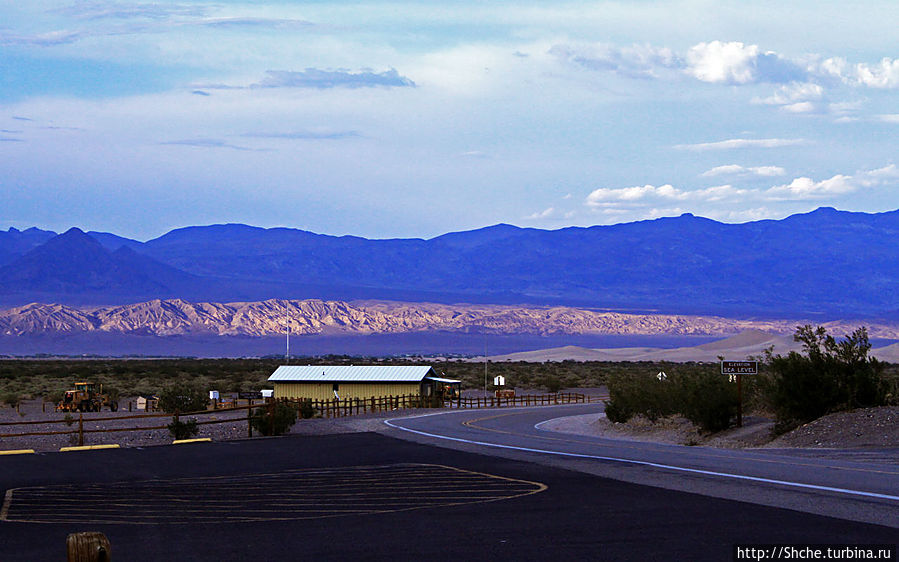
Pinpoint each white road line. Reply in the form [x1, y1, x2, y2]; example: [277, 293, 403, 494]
[384, 417, 899, 503]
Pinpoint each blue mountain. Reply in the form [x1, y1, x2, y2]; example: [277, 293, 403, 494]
[3, 208, 899, 317]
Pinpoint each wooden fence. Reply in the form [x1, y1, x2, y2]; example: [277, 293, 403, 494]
[0, 392, 599, 446]
[279, 391, 591, 418]
[0, 404, 262, 446]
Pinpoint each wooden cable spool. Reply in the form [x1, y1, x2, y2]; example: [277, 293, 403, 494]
[66, 532, 111, 562]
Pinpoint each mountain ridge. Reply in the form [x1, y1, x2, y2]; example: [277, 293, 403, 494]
[3, 298, 898, 339]
[4, 207, 899, 317]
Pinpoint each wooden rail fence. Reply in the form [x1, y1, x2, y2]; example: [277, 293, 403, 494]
[278, 391, 591, 418]
[0, 392, 598, 446]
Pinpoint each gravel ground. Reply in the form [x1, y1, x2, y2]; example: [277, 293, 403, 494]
[0, 398, 424, 453]
[540, 407, 899, 450]
[764, 406, 899, 448]
[6, 395, 896, 454]
[542, 413, 774, 448]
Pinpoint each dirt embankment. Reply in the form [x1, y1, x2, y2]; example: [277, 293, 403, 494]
[541, 406, 899, 450]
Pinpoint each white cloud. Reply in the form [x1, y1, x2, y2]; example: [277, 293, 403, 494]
[701, 164, 786, 178]
[754, 82, 824, 112]
[525, 207, 555, 220]
[0, 29, 85, 46]
[861, 164, 899, 181]
[755, 82, 824, 105]
[549, 42, 680, 79]
[685, 41, 759, 84]
[685, 41, 804, 84]
[585, 184, 680, 206]
[782, 101, 817, 113]
[253, 68, 415, 89]
[585, 183, 747, 207]
[877, 114, 899, 124]
[646, 207, 686, 218]
[765, 166, 898, 200]
[767, 175, 855, 199]
[690, 184, 750, 202]
[815, 57, 899, 89]
[674, 138, 806, 151]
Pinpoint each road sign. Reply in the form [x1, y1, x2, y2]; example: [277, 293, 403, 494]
[720, 361, 758, 428]
[720, 360, 758, 375]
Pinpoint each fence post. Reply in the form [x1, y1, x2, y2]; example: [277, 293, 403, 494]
[78, 413, 84, 446]
[247, 405, 253, 438]
[268, 398, 275, 436]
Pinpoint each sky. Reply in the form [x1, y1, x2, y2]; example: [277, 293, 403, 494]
[1, 1, 898, 241]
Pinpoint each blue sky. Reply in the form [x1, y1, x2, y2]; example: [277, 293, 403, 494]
[1, 1, 898, 240]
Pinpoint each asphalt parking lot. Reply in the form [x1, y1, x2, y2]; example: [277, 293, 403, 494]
[1, 432, 895, 561]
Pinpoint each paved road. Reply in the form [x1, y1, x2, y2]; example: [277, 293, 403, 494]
[383, 404, 899, 528]
[0, 418, 895, 560]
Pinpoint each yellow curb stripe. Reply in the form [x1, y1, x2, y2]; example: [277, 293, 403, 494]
[59, 445, 121, 452]
[172, 438, 212, 445]
[0, 449, 35, 456]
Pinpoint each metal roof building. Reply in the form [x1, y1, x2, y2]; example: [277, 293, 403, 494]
[268, 365, 459, 401]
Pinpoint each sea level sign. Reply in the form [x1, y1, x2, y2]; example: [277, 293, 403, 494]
[720, 360, 758, 375]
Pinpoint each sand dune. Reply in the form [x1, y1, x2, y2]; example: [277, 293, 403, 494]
[489, 330, 805, 363]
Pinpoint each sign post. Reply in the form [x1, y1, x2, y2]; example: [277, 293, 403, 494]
[720, 360, 758, 427]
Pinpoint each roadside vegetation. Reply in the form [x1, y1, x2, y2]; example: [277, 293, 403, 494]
[604, 368, 739, 432]
[759, 325, 897, 433]
[605, 325, 899, 435]
[1, 332, 896, 438]
[0, 356, 710, 404]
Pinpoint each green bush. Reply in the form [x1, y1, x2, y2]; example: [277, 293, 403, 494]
[2, 392, 20, 408]
[604, 372, 677, 423]
[158, 383, 208, 414]
[604, 369, 738, 432]
[168, 417, 199, 440]
[678, 371, 738, 433]
[250, 402, 298, 436]
[761, 325, 890, 432]
[298, 399, 315, 419]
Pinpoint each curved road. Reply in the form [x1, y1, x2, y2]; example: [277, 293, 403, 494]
[384, 404, 899, 527]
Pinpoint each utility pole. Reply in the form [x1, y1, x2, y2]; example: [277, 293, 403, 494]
[484, 332, 488, 396]
[285, 318, 290, 364]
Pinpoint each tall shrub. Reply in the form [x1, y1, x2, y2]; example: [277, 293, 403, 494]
[158, 383, 208, 414]
[762, 325, 889, 432]
[251, 402, 298, 436]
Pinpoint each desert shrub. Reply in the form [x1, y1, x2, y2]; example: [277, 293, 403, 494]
[167, 417, 199, 440]
[605, 369, 738, 431]
[604, 372, 677, 423]
[537, 374, 564, 393]
[158, 383, 208, 414]
[250, 402, 298, 436]
[2, 392, 20, 408]
[677, 371, 739, 432]
[761, 325, 890, 433]
[298, 399, 315, 419]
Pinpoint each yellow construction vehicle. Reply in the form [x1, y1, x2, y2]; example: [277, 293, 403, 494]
[56, 382, 118, 413]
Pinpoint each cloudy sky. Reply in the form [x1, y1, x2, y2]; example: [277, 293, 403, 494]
[2, 1, 898, 240]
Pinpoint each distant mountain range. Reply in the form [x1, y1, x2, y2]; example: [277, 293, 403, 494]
[3, 207, 899, 317]
[0, 298, 813, 338]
